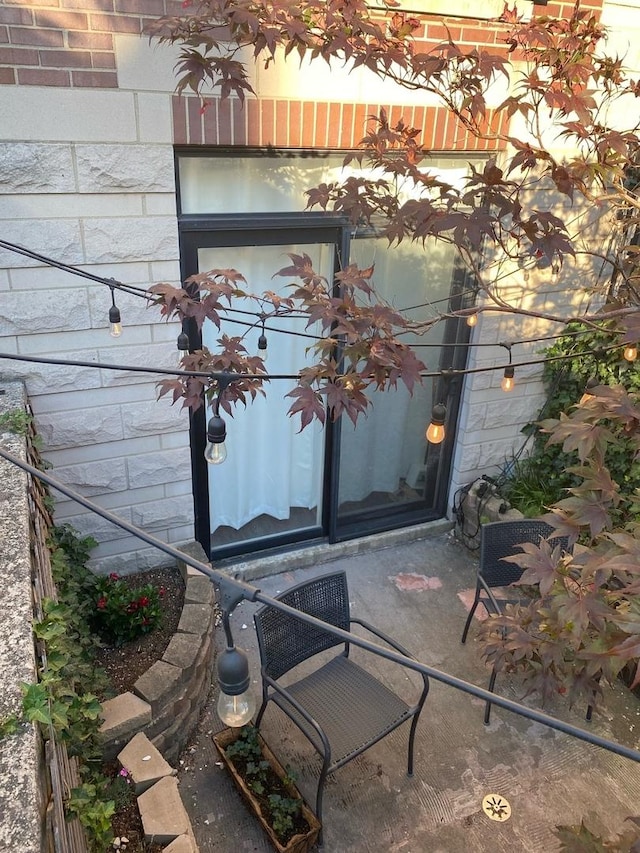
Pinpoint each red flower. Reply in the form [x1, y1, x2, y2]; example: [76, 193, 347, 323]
[109, 572, 120, 581]
[138, 596, 150, 607]
[127, 602, 138, 613]
[159, 586, 166, 598]
[142, 617, 150, 626]
[97, 597, 107, 610]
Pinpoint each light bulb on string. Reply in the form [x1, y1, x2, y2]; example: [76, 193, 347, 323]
[176, 330, 190, 366]
[205, 413, 227, 465]
[216, 645, 256, 727]
[501, 365, 515, 392]
[258, 331, 268, 363]
[466, 313, 478, 328]
[108, 287, 122, 338]
[426, 403, 446, 445]
[624, 344, 638, 362]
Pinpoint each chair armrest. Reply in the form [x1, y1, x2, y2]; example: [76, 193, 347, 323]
[349, 618, 429, 690]
[477, 576, 506, 616]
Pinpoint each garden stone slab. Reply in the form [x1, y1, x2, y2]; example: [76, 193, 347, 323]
[137, 776, 190, 845]
[134, 660, 183, 715]
[163, 834, 198, 853]
[185, 575, 214, 606]
[162, 632, 201, 676]
[117, 732, 174, 794]
[177, 603, 213, 637]
[99, 692, 151, 741]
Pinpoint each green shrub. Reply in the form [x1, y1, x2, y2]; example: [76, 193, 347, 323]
[502, 322, 640, 520]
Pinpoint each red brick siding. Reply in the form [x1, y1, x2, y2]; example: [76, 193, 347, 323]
[173, 94, 510, 153]
[0, 0, 180, 88]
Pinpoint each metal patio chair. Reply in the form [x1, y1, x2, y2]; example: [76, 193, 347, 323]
[253, 570, 429, 844]
[461, 519, 571, 725]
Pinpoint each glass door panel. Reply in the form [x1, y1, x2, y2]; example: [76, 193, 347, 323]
[198, 243, 333, 552]
[336, 235, 458, 529]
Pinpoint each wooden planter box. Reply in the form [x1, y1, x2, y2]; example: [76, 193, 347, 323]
[213, 728, 321, 853]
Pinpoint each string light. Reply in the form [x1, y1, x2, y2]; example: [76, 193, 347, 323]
[177, 331, 190, 365]
[108, 286, 122, 338]
[501, 365, 515, 392]
[258, 317, 268, 362]
[426, 403, 447, 444]
[466, 313, 478, 327]
[623, 344, 638, 362]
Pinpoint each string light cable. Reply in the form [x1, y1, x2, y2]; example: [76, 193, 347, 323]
[1, 237, 636, 357]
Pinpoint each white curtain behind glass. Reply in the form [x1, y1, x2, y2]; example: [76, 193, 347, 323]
[200, 244, 330, 533]
[338, 236, 455, 504]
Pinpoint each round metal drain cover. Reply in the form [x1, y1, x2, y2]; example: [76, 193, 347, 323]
[482, 794, 511, 822]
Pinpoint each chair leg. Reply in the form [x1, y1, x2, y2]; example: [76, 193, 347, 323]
[461, 589, 481, 644]
[484, 668, 497, 726]
[315, 757, 330, 848]
[254, 697, 268, 730]
[406, 713, 421, 777]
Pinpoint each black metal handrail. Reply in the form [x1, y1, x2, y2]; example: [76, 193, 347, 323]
[2, 444, 640, 766]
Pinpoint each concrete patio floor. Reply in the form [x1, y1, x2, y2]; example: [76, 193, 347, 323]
[178, 528, 640, 852]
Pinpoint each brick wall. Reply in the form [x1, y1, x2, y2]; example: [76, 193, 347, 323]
[0, 0, 182, 87]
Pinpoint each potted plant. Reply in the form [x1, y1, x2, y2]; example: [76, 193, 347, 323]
[213, 725, 320, 853]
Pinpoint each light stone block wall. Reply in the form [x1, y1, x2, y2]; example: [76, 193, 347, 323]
[0, 37, 190, 574]
[447, 194, 611, 510]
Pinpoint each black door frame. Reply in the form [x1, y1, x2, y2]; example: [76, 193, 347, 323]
[178, 214, 471, 561]
[178, 213, 350, 560]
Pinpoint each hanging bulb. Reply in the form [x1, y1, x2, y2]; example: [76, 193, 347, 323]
[216, 646, 256, 727]
[108, 286, 122, 337]
[501, 365, 515, 392]
[205, 413, 227, 465]
[426, 403, 446, 445]
[624, 344, 638, 362]
[258, 331, 268, 363]
[108, 303, 122, 338]
[177, 331, 189, 365]
[579, 378, 599, 405]
[466, 313, 478, 328]
[552, 261, 561, 278]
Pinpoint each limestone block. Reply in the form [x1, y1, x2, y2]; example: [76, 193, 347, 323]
[162, 633, 201, 678]
[163, 835, 198, 853]
[99, 692, 152, 742]
[137, 776, 190, 845]
[0, 143, 75, 192]
[185, 575, 215, 606]
[177, 604, 213, 638]
[35, 405, 124, 449]
[125, 448, 191, 489]
[485, 396, 536, 426]
[58, 508, 133, 544]
[98, 343, 176, 387]
[21, 352, 99, 396]
[117, 732, 174, 794]
[137, 94, 173, 144]
[0, 287, 90, 336]
[130, 497, 192, 532]
[53, 458, 127, 497]
[174, 541, 210, 583]
[76, 144, 174, 193]
[1, 87, 137, 143]
[0, 219, 83, 268]
[83, 216, 178, 264]
[134, 661, 184, 716]
[121, 397, 186, 438]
